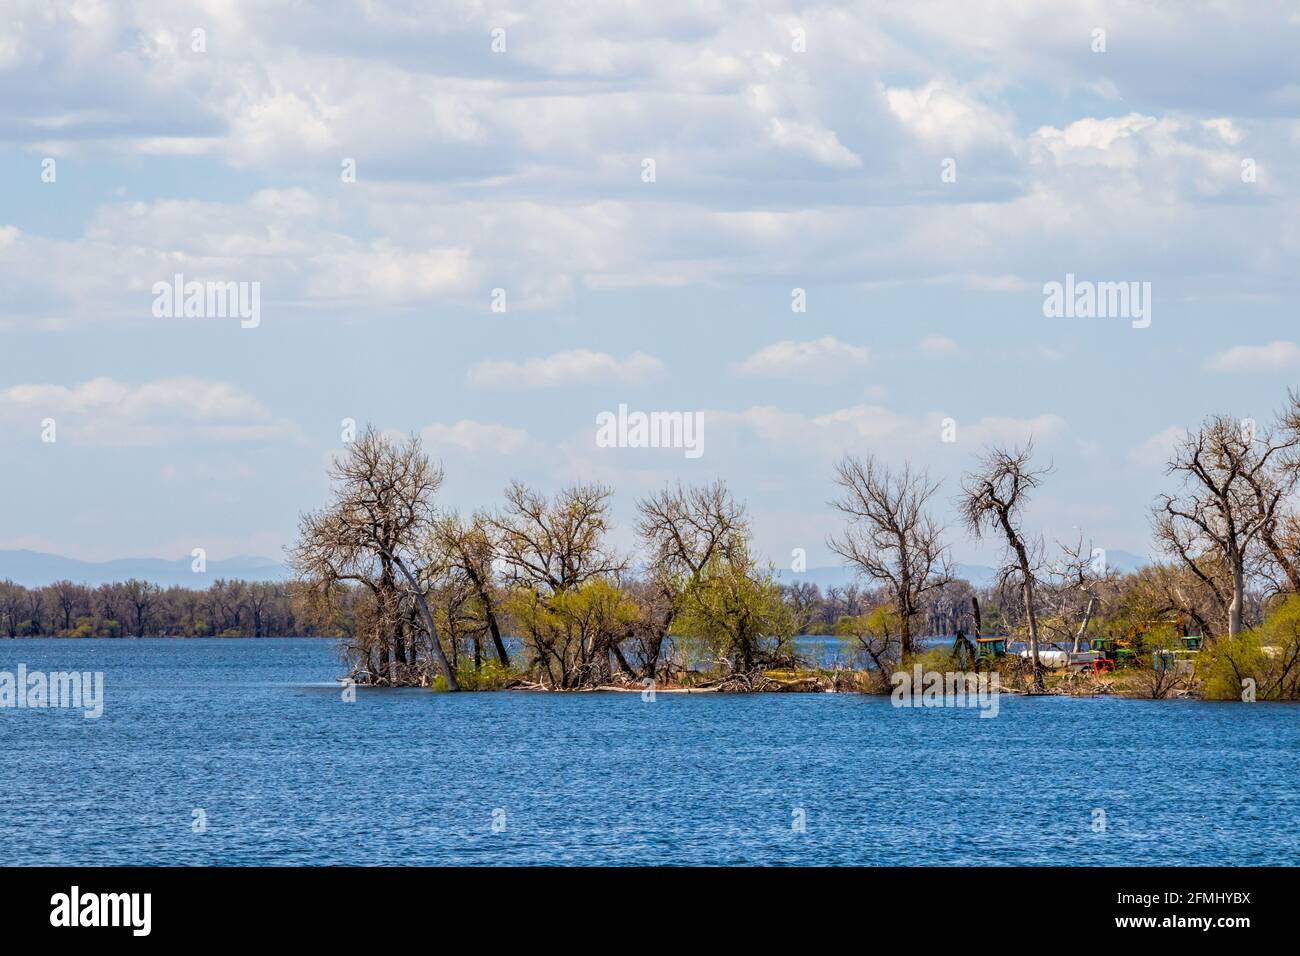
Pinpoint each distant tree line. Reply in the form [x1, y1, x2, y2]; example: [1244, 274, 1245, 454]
[0, 578, 317, 638]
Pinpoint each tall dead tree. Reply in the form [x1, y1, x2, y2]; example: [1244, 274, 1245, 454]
[291, 426, 458, 690]
[1153, 414, 1299, 638]
[828, 455, 952, 656]
[960, 443, 1049, 692]
[1251, 389, 1300, 594]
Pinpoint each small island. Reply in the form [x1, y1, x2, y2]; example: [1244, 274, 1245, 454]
[273, 388, 1300, 702]
[5, 392, 1297, 705]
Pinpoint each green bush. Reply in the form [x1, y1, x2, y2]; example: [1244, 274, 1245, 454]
[432, 657, 522, 692]
[1197, 596, 1300, 700]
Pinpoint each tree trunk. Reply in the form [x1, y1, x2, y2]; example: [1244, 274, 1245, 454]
[394, 614, 408, 666]
[1263, 530, 1300, 593]
[996, 508, 1043, 693]
[646, 632, 664, 678]
[611, 639, 637, 678]
[486, 613, 509, 667]
[388, 554, 459, 691]
[1013, 544, 1045, 693]
[1229, 557, 1245, 638]
[1072, 593, 1096, 653]
[646, 607, 675, 678]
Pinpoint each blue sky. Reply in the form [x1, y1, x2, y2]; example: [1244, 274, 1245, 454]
[2, 1, 1299, 568]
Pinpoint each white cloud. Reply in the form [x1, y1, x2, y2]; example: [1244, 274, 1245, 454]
[919, 334, 958, 354]
[0, 377, 296, 446]
[765, 117, 862, 169]
[1130, 426, 1186, 469]
[885, 81, 1015, 150]
[1030, 113, 1163, 167]
[708, 402, 1064, 460]
[732, 337, 870, 379]
[421, 420, 532, 455]
[1028, 112, 1254, 199]
[466, 349, 664, 388]
[4, 1, 1297, 566]
[1206, 341, 1300, 373]
[813, 405, 1063, 450]
[307, 242, 474, 301]
[961, 414, 1067, 447]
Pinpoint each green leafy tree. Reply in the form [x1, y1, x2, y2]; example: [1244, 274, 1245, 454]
[1198, 595, 1300, 700]
[671, 548, 794, 675]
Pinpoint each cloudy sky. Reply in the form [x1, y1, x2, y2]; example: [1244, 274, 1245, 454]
[2, 0, 1299, 569]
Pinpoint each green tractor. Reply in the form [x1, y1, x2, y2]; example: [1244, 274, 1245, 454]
[952, 597, 1004, 673]
[1088, 628, 1145, 669]
[950, 632, 1004, 672]
[1153, 634, 1203, 674]
[974, 636, 1005, 672]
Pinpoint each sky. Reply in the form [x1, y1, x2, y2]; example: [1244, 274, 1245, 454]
[1, 1, 1299, 570]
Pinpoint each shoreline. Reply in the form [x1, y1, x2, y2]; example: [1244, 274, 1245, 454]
[0, 636, 1276, 702]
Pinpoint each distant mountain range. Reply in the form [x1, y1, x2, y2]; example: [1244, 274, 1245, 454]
[777, 549, 1151, 591]
[0, 550, 291, 589]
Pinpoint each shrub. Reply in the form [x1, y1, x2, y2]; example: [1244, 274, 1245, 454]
[1197, 596, 1300, 700]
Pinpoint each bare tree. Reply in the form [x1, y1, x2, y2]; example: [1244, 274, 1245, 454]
[122, 579, 160, 637]
[782, 581, 823, 634]
[490, 481, 624, 593]
[960, 443, 1050, 692]
[1119, 562, 1221, 640]
[433, 511, 510, 666]
[1153, 414, 1299, 637]
[1041, 538, 1115, 653]
[0, 581, 22, 638]
[488, 481, 626, 686]
[245, 583, 275, 638]
[1255, 509, 1300, 596]
[635, 480, 748, 678]
[921, 578, 976, 637]
[1251, 389, 1300, 594]
[23, 587, 45, 635]
[94, 583, 131, 637]
[825, 584, 868, 622]
[828, 455, 952, 656]
[291, 426, 458, 689]
[206, 579, 248, 634]
[50, 580, 86, 633]
[419, 557, 481, 672]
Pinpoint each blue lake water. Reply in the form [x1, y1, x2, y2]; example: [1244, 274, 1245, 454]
[1, 638, 1296, 866]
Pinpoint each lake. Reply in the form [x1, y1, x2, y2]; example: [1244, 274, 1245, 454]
[1, 638, 1296, 865]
